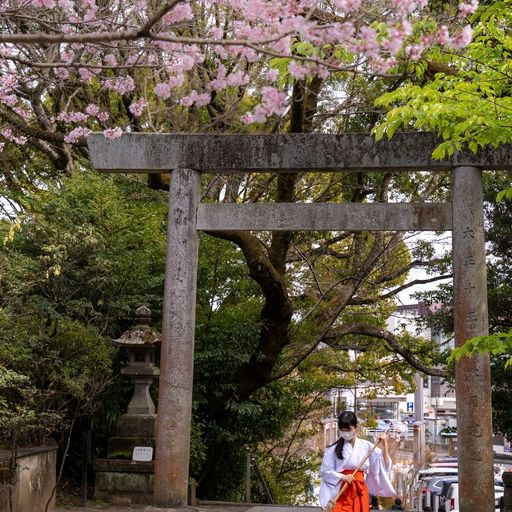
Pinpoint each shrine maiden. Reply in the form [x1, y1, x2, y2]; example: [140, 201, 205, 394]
[319, 411, 396, 512]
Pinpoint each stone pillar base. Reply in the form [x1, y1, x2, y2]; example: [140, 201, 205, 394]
[93, 459, 154, 505]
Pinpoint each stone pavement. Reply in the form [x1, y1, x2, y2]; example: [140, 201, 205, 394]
[57, 505, 322, 512]
[56, 508, 394, 512]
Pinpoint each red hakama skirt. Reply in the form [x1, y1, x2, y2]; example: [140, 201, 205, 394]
[332, 470, 369, 512]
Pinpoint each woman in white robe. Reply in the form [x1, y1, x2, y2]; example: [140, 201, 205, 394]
[319, 411, 396, 512]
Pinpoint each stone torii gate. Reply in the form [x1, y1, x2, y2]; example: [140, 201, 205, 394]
[88, 132, 507, 512]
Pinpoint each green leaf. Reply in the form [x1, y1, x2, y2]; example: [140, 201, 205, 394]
[497, 188, 512, 202]
[373, 123, 387, 141]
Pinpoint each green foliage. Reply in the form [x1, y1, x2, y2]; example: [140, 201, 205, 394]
[491, 356, 512, 438]
[1, 172, 168, 330]
[496, 188, 512, 202]
[0, 170, 167, 451]
[448, 332, 512, 367]
[374, 1, 512, 156]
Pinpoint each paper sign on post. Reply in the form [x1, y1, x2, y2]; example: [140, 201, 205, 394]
[132, 446, 153, 462]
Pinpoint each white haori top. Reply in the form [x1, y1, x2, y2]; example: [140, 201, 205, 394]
[319, 438, 396, 507]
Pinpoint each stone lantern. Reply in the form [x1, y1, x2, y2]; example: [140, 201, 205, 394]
[94, 306, 161, 505]
[113, 305, 160, 436]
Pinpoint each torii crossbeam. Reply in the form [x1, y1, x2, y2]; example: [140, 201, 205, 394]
[88, 132, 507, 512]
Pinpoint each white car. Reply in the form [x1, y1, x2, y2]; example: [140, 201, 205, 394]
[446, 483, 503, 511]
[382, 418, 408, 433]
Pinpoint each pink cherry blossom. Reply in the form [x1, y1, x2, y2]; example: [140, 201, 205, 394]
[261, 87, 287, 116]
[324, 22, 356, 44]
[180, 90, 211, 107]
[266, 69, 279, 81]
[30, 0, 56, 7]
[13, 134, 27, 145]
[54, 67, 70, 80]
[449, 25, 473, 50]
[288, 61, 309, 80]
[78, 68, 93, 82]
[0, 89, 17, 107]
[0, 127, 13, 139]
[211, 27, 224, 39]
[226, 70, 250, 87]
[103, 127, 123, 139]
[405, 44, 424, 61]
[57, 111, 89, 123]
[104, 54, 117, 66]
[64, 126, 91, 143]
[0, 0, 478, 132]
[85, 104, 100, 116]
[209, 64, 228, 91]
[180, 54, 195, 71]
[395, 0, 428, 16]
[128, 98, 148, 117]
[61, 49, 75, 63]
[459, 0, 478, 17]
[437, 25, 450, 45]
[154, 82, 172, 100]
[359, 26, 379, 59]
[383, 29, 404, 56]
[402, 20, 413, 36]
[103, 76, 135, 94]
[58, 0, 74, 10]
[162, 3, 193, 25]
[96, 112, 110, 122]
[333, 0, 362, 13]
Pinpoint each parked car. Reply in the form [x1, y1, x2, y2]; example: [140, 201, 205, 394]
[435, 477, 459, 512]
[414, 467, 458, 511]
[427, 474, 459, 494]
[383, 418, 408, 433]
[418, 467, 459, 479]
[436, 457, 458, 463]
[446, 483, 504, 511]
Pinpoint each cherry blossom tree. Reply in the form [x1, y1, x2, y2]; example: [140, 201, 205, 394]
[0, 2, 477, 384]
[0, 0, 476, 165]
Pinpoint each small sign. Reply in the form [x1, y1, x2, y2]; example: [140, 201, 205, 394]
[133, 446, 153, 462]
[406, 402, 414, 412]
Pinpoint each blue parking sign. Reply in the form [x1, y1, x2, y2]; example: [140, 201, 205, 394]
[406, 402, 414, 412]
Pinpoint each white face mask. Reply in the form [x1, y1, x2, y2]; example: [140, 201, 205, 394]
[340, 430, 356, 441]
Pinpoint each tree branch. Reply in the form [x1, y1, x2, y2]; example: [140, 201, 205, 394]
[0, 107, 67, 144]
[286, 232, 352, 263]
[348, 274, 453, 305]
[137, 0, 186, 37]
[206, 230, 293, 398]
[324, 323, 449, 377]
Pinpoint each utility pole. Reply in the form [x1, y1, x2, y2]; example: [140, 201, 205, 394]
[413, 373, 425, 466]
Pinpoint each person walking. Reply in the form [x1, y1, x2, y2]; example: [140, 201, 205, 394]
[391, 497, 405, 510]
[370, 495, 382, 509]
[319, 411, 396, 512]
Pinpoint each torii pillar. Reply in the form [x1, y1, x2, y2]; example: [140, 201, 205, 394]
[452, 166, 494, 510]
[153, 168, 200, 507]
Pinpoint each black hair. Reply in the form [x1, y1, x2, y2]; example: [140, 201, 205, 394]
[334, 410, 358, 460]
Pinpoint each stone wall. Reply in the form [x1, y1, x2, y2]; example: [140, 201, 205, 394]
[0, 441, 57, 512]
